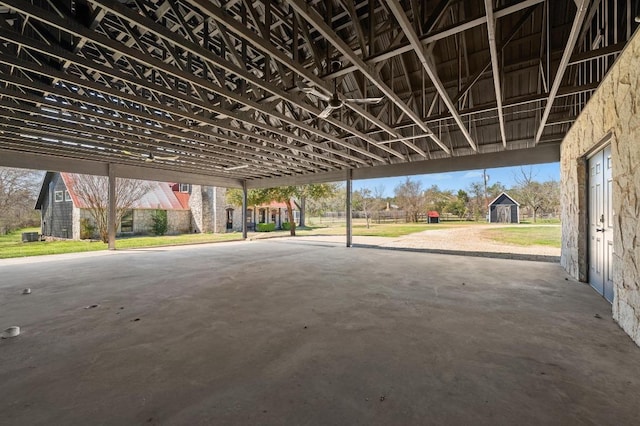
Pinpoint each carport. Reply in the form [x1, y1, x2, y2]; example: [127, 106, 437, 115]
[2, 239, 640, 424]
[1, 0, 639, 423]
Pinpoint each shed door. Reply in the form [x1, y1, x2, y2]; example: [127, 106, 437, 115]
[496, 205, 510, 223]
[588, 145, 614, 303]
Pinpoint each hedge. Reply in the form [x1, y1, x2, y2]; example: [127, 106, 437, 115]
[256, 223, 276, 232]
[281, 222, 291, 230]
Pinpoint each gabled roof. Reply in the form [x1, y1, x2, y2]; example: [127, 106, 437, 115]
[489, 192, 520, 207]
[36, 172, 190, 211]
[34, 171, 56, 210]
[427, 211, 440, 217]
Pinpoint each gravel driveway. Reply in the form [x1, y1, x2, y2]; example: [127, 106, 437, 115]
[380, 224, 560, 256]
[290, 224, 561, 262]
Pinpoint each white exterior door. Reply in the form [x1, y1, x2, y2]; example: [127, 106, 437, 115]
[588, 145, 614, 302]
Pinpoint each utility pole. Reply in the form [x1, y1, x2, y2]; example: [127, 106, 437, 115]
[483, 169, 489, 221]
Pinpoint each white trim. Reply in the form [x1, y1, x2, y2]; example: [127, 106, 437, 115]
[54, 190, 63, 202]
[585, 131, 613, 160]
[488, 191, 520, 207]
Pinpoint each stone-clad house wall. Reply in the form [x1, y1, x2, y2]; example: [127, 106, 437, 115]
[75, 208, 191, 238]
[189, 185, 227, 233]
[133, 210, 191, 235]
[560, 30, 640, 346]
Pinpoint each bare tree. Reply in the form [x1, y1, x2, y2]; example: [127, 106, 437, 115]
[0, 167, 41, 234]
[394, 177, 426, 222]
[467, 181, 485, 221]
[353, 188, 374, 228]
[371, 185, 386, 223]
[512, 167, 545, 222]
[68, 174, 150, 242]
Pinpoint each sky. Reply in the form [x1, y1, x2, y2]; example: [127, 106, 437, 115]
[351, 162, 560, 197]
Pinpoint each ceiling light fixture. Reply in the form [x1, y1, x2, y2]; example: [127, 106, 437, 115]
[223, 164, 249, 171]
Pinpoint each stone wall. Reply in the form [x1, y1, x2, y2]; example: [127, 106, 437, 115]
[133, 209, 190, 235]
[561, 30, 640, 345]
[211, 187, 227, 233]
[189, 185, 204, 232]
[189, 185, 228, 233]
[167, 210, 191, 234]
[77, 208, 191, 238]
[72, 206, 81, 240]
[133, 210, 153, 234]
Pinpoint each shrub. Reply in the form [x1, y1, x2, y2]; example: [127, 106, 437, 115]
[80, 218, 96, 239]
[151, 209, 168, 236]
[256, 222, 276, 232]
[281, 222, 291, 230]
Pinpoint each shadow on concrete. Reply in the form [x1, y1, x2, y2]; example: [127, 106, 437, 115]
[353, 244, 561, 263]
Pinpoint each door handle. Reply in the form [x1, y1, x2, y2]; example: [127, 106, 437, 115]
[596, 228, 605, 232]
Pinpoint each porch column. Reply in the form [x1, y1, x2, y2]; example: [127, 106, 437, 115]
[242, 180, 248, 239]
[346, 169, 352, 248]
[107, 163, 116, 250]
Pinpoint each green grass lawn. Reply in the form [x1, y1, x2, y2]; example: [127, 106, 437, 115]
[480, 226, 561, 247]
[1, 222, 561, 258]
[300, 219, 480, 238]
[0, 227, 105, 258]
[0, 228, 244, 259]
[296, 223, 438, 237]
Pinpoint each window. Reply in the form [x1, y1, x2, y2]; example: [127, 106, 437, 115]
[54, 191, 63, 202]
[120, 210, 134, 233]
[179, 183, 190, 193]
[64, 190, 72, 202]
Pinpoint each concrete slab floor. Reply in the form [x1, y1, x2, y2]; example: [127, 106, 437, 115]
[0, 238, 639, 425]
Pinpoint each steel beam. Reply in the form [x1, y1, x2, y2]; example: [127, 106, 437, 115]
[287, 0, 449, 156]
[7, 0, 381, 166]
[385, 0, 477, 151]
[108, 163, 116, 250]
[247, 143, 560, 188]
[0, 149, 243, 188]
[483, 0, 507, 148]
[326, 0, 545, 79]
[346, 169, 353, 248]
[535, 0, 590, 144]
[85, 0, 387, 164]
[242, 180, 248, 240]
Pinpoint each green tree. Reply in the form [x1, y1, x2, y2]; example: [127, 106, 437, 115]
[424, 185, 453, 215]
[227, 184, 338, 236]
[487, 182, 507, 200]
[305, 185, 345, 219]
[151, 209, 168, 236]
[467, 181, 485, 221]
[394, 177, 425, 222]
[445, 190, 468, 219]
[294, 183, 339, 227]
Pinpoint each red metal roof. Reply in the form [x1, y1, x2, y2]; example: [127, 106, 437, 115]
[427, 211, 440, 217]
[173, 191, 190, 209]
[61, 173, 189, 210]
